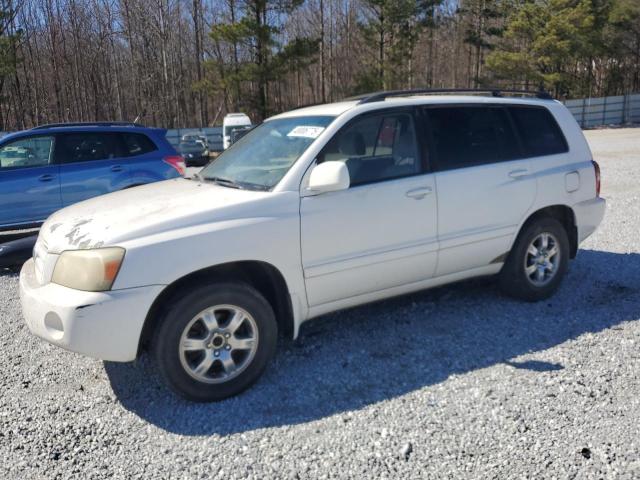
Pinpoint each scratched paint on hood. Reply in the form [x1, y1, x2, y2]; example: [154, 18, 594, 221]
[39, 178, 272, 254]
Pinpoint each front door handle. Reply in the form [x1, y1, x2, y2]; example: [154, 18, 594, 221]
[406, 187, 433, 200]
[38, 174, 55, 182]
[509, 168, 529, 179]
[111, 165, 123, 172]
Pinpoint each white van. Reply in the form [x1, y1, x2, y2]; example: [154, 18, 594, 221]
[222, 113, 252, 150]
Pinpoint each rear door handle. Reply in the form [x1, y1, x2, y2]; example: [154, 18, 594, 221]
[509, 168, 529, 179]
[111, 165, 124, 172]
[406, 187, 433, 200]
[38, 174, 55, 182]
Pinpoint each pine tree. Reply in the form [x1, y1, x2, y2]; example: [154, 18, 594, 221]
[208, 0, 317, 120]
[485, 0, 617, 96]
[458, 0, 505, 88]
[356, 0, 441, 92]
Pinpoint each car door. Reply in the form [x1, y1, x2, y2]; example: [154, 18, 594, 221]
[56, 131, 131, 206]
[300, 109, 439, 307]
[424, 105, 536, 277]
[0, 135, 61, 228]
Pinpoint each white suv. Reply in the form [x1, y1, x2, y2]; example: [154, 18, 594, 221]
[19, 90, 605, 401]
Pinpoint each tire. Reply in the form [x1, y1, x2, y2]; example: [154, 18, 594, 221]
[499, 217, 570, 302]
[152, 282, 277, 402]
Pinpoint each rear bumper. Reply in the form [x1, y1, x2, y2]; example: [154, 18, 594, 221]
[19, 258, 164, 362]
[573, 197, 606, 244]
[184, 155, 209, 167]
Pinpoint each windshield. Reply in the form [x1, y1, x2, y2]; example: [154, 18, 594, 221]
[179, 142, 205, 153]
[202, 115, 335, 190]
[224, 125, 250, 136]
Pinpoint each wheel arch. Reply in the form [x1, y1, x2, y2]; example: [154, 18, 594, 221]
[137, 260, 295, 356]
[514, 205, 578, 258]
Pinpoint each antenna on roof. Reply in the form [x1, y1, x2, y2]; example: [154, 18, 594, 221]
[133, 109, 146, 124]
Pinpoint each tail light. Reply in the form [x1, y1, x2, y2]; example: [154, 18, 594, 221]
[592, 160, 601, 196]
[164, 155, 186, 176]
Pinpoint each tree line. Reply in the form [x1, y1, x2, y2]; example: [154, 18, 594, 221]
[0, 0, 638, 131]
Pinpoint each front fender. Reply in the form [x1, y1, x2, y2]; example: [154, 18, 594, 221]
[111, 213, 307, 315]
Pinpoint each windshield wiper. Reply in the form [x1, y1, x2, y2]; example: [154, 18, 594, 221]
[201, 175, 270, 191]
[205, 176, 243, 189]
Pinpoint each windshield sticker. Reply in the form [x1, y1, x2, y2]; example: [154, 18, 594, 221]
[287, 126, 325, 139]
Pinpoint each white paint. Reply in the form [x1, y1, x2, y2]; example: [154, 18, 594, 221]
[300, 174, 438, 306]
[306, 161, 350, 194]
[20, 96, 606, 362]
[565, 171, 580, 192]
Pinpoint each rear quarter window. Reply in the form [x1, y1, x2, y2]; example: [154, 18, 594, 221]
[509, 106, 568, 157]
[121, 133, 158, 156]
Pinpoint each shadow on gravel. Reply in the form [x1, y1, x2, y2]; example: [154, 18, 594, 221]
[105, 249, 640, 436]
[503, 360, 564, 372]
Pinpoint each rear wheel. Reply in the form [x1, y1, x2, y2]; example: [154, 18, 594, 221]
[499, 217, 569, 301]
[153, 282, 277, 402]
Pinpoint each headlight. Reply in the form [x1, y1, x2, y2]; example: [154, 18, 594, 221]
[52, 247, 125, 291]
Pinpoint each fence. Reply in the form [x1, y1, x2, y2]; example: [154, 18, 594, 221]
[564, 93, 640, 128]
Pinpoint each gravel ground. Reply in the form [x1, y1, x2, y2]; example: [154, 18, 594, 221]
[1, 128, 639, 479]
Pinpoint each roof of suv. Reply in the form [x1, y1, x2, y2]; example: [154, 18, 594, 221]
[271, 94, 559, 120]
[30, 122, 148, 130]
[0, 122, 165, 143]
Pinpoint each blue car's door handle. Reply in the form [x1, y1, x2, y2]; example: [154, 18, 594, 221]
[38, 174, 55, 182]
[111, 165, 124, 172]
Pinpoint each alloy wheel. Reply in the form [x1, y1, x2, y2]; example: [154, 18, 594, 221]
[178, 305, 259, 384]
[524, 232, 561, 287]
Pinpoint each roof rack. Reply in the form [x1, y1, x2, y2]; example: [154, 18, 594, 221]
[31, 121, 146, 130]
[351, 87, 553, 104]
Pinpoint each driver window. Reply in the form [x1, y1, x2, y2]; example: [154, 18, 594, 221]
[319, 112, 420, 186]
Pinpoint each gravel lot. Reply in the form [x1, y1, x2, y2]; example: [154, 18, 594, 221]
[1, 128, 639, 479]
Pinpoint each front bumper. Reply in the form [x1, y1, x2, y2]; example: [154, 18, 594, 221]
[19, 258, 164, 362]
[573, 197, 606, 244]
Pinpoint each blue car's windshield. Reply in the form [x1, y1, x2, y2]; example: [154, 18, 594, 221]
[201, 115, 335, 190]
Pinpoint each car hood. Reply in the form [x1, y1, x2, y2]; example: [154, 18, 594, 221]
[39, 178, 273, 253]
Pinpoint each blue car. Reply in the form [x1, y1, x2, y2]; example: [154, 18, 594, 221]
[0, 122, 184, 231]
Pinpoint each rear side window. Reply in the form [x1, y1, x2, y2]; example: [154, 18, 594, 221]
[56, 133, 123, 163]
[426, 107, 520, 171]
[121, 133, 157, 156]
[509, 106, 568, 157]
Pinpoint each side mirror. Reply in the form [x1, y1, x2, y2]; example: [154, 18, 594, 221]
[307, 161, 350, 195]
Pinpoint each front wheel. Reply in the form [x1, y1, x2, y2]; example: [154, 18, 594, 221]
[499, 217, 570, 302]
[153, 282, 277, 402]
